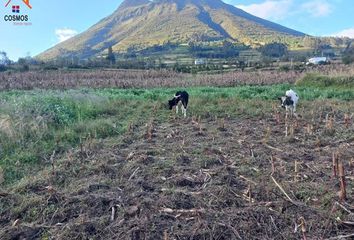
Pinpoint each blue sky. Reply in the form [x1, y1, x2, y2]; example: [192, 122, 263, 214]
[0, 0, 353, 61]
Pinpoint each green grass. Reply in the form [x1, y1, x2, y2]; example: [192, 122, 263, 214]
[0, 84, 353, 185]
[296, 73, 354, 89]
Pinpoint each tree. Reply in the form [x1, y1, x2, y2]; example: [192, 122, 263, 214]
[222, 40, 233, 49]
[259, 43, 288, 58]
[342, 42, 354, 64]
[17, 57, 30, 71]
[106, 46, 116, 65]
[0, 51, 10, 65]
[0, 51, 10, 71]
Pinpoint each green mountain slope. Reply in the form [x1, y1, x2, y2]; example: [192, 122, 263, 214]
[37, 0, 306, 60]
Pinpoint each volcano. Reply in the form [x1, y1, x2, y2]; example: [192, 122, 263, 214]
[37, 0, 305, 60]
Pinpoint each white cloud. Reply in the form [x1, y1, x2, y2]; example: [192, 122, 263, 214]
[55, 28, 78, 42]
[301, 0, 332, 17]
[236, 0, 293, 21]
[236, 0, 334, 21]
[332, 28, 354, 38]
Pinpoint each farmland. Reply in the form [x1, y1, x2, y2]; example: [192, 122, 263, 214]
[0, 65, 354, 239]
[1, 64, 354, 91]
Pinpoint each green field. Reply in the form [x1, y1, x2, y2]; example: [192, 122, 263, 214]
[1, 84, 353, 185]
[0, 74, 354, 239]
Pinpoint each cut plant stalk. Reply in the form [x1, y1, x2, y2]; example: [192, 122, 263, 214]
[294, 160, 299, 182]
[271, 155, 275, 175]
[338, 162, 346, 202]
[289, 124, 294, 136]
[299, 217, 307, 240]
[344, 113, 350, 128]
[332, 152, 339, 177]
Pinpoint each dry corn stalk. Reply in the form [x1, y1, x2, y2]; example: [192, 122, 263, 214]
[163, 230, 168, 240]
[332, 152, 339, 177]
[338, 162, 346, 202]
[160, 207, 205, 215]
[153, 104, 158, 114]
[310, 110, 315, 123]
[127, 122, 133, 134]
[325, 114, 334, 130]
[0, 167, 4, 185]
[111, 206, 116, 222]
[146, 121, 153, 140]
[263, 126, 271, 144]
[270, 155, 275, 175]
[294, 160, 299, 182]
[220, 118, 225, 130]
[44, 185, 56, 194]
[248, 184, 252, 203]
[285, 124, 289, 137]
[289, 124, 294, 136]
[349, 158, 354, 168]
[274, 110, 281, 124]
[306, 123, 313, 135]
[344, 113, 350, 128]
[298, 217, 307, 240]
[50, 150, 56, 176]
[110, 205, 120, 222]
[12, 219, 20, 227]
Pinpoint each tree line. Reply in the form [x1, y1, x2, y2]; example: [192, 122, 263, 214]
[1, 37, 353, 72]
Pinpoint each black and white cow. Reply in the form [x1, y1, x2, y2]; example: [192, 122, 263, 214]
[168, 91, 189, 118]
[278, 89, 299, 116]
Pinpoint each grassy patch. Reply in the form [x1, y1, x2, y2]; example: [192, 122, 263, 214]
[296, 73, 354, 89]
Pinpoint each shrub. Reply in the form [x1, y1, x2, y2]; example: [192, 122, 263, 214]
[296, 73, 354, 88]
[342, 55, 354, 65]
[279, 65, 290, 72]
[342, 43, 354, 64]
[260, 43, 288, 58]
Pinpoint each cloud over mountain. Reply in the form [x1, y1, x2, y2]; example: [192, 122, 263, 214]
[55, 28, 78, 43]
[236, 0, 292, 21]
[237, 0, 333, 21]
[332, 27, 354, 38]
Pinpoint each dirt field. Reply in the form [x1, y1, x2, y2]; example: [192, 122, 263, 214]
[0, 99, 353, 239]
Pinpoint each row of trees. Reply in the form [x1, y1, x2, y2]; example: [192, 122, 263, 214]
[118, 39, 349, 61]
[1, 37, 353, 72]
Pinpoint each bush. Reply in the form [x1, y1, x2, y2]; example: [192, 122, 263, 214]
[342, 42, 354, 64]
[279, 65, 290, 72]
[342, 55, 354, 65]
[296, 73, 354, 88]
[260, 43, 288, 58]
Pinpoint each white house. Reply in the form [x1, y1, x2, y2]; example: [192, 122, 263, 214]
[307, 57, 328, 65]
[194, 59, 206, 65]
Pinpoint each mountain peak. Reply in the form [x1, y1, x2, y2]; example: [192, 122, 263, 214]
[119, 0, 150, 9]
[118, 0, 225, 9]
